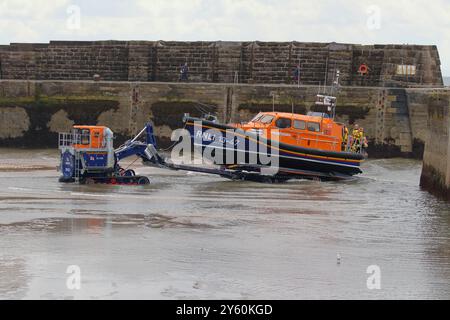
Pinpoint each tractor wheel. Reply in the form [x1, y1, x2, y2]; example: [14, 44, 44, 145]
[58, 176, 75, 183]
[137, 176, 150, 185]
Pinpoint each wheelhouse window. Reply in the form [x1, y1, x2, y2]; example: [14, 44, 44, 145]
[74, 129, 91, 145]
[251, 113, 263, 122]
[259, 115, 275, 124]
[293, 120, 306, 130]
[307, 122, 320, 132]
[275, 118, 292, 129]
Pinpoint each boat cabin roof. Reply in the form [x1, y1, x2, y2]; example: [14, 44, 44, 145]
[251, 112, 335, 123]
[73, 125, 107, 131]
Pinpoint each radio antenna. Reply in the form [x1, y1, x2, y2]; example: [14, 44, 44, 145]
[324, 57, 329, 94]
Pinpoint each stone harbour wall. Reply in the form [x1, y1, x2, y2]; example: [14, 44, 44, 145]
[0, 41, 444, 87]
[0, 80, 437, 158]
[418, 89, 450, 200]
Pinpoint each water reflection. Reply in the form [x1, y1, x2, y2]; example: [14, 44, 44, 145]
[0, 154, 449, 299]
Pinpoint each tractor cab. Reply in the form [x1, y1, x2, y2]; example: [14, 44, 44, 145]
[58, 125, 116, 182]
[72, 125, 111, 149]
[69, 125, 115, 170]
[70, 125, 114, 160]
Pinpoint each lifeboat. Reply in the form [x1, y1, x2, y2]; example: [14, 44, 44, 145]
[181, 94, 366, 180]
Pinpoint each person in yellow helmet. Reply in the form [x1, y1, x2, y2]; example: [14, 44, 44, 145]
[352, 124, 360, 138]
[342, 126, 349, 151]
[359, 127, 368, 150]
[351, 124, 362, 152]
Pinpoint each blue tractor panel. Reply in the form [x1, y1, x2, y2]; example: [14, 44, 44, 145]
[82, 152, 109, 169]
[61, 151, 75, 179]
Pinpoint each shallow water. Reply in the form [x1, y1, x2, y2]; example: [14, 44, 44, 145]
[0, 149, 449, 299]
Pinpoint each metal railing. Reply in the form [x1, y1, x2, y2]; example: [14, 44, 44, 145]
[58, 132, 74, 148]
[345, 137, 367, 154]
[296, 136, 339, 150]
[58, 132, 104, 149]
[59, 132, 91, 148]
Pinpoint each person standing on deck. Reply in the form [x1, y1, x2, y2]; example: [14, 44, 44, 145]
[359, 127, 368, 150]
[351, 124, 362, 153]
[342, 126, 349, 151]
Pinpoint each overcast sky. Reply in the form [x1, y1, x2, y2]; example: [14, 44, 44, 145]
[0, 0, 449, 75]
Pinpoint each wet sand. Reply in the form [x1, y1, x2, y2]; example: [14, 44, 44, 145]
[0, 149, 449, 299]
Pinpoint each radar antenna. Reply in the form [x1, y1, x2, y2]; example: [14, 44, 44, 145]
[315, 69, 340, 119]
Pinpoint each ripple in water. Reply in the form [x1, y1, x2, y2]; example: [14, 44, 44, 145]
[0, 152, 449, 299]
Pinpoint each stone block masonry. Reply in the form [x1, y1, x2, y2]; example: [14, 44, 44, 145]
[0, 41, 443, 87]
[0, 80, 438, 159]
[418, 89, 450, 200]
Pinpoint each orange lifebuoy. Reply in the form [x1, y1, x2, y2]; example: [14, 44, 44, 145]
[358, 64, 368, 75]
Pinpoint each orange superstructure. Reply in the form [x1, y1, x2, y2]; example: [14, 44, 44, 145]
[231, 112, 346, 152]
[181, 77, 366, 180]
[72, 125, 108, 149]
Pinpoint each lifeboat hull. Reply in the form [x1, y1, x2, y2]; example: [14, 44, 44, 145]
[183, 117, 364, 177]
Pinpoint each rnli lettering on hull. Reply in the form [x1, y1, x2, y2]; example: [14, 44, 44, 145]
[195, 129, 240, 146]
